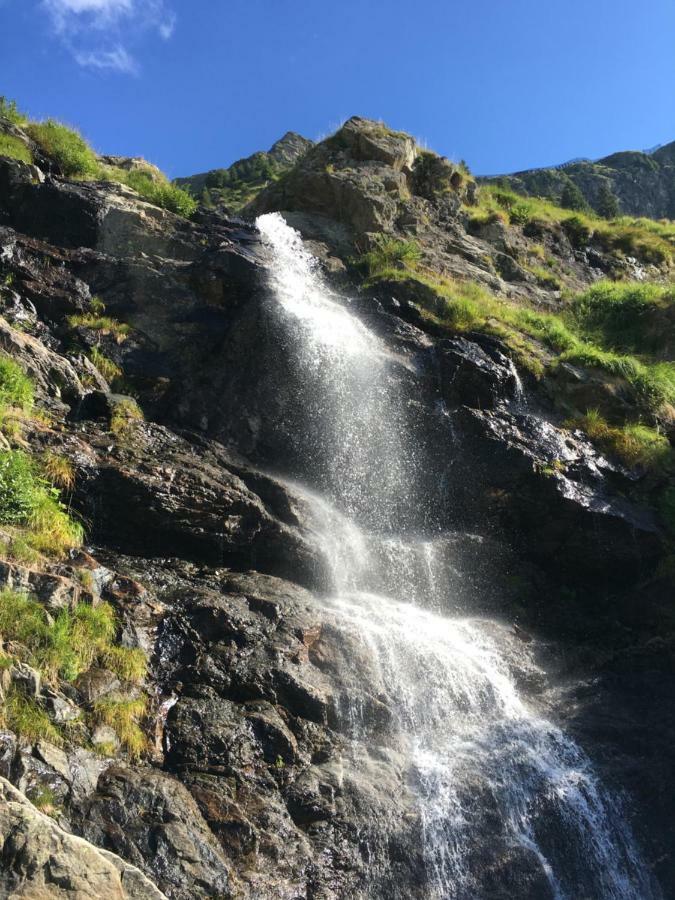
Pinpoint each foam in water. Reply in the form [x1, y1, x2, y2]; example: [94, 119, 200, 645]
[256, 212, 658, 899]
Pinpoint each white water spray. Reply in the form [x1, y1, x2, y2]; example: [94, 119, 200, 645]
[257, 213, 657, 900]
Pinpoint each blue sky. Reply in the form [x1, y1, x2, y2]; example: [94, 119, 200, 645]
[2, 0, 674, 179]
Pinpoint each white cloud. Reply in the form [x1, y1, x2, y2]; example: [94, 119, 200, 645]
[74, 45, 138, 74]
[41, 0, 176, 74]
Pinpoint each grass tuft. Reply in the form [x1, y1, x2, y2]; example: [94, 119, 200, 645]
[568, 410, 673, 471]
[93, 697, 148, 759]
[0, 133, 32, 164]
[89, 347, 122, 384]
[26, 120, 99, 178]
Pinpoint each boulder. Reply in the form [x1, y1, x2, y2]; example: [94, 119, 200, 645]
[0, 776, 166, 899]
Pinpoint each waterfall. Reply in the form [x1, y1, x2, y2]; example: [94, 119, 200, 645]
[256, 213, 657, 900]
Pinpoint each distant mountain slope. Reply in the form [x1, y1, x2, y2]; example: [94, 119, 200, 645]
[482, 141, 675, 219]
[175, 131, 313, 211]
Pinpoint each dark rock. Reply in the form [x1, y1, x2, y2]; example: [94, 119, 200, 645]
[437, 335, 519, 409]
[78, 766, 238, 900]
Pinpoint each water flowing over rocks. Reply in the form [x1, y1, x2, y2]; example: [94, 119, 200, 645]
[0, 116, 672, 899]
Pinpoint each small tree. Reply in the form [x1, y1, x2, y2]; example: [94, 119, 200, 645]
[560, 180, 588, 212]
[596, 182, 620, 219]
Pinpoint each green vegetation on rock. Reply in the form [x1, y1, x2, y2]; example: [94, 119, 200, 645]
[0, 133, 32, 164]
[0, 450, 83, 557]
[0, 96, 27, 126]
[1, 99, 197, 216]
[26, 119, 99, 178]
[468, 186, 675, 266]
[0, 589, 148, 751]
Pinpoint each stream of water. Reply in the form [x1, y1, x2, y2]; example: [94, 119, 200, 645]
[256, 212, 657, 900]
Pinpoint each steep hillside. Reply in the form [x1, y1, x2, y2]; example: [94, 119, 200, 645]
[0, 104, 673, 898]
[175, 131, 313, 211]
[484, 140, 675, 219]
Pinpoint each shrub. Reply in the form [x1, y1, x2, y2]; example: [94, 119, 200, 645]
[0, 134, 32, 164]
[26, 120, 98, 178]
[563, 216, 592, 248]
[597, 183, 620, 219]
[560, 181, 589, 212]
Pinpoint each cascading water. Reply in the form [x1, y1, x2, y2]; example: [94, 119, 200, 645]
[256, 212, 658, 900]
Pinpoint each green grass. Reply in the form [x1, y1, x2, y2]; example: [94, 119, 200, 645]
[0, 97, 27, 126]
[0, 590, 147, 688]
[357, 235, 422, 278]
[124, 170, 197, 217]
[469, 186, 674, 266]
[41, 453, 75, 491]
[568, 281, 674, 358]
[89, 347, 122, 384]
[567, 410, 673, 471]
[0, 133, 32, 164]
[4, 689, 63, 746]
[93, 697, 148, 759]
[360, 263, 675, 415]
[68, 313, 130, 342]
[110, 398, 143, 437]
[21, 114, 196, 217]
[0, 588, 148, 751]
[0, 356, 34, 409]
[0, 450, 83, 557]
[26, 120, 99, 178]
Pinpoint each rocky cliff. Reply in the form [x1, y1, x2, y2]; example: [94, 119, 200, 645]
[0, 110, 672, 898]
[484, 140, 675, 219]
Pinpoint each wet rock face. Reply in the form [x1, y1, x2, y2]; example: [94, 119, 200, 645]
[79, 766, 238, 900]
[0, 137, 672, 900]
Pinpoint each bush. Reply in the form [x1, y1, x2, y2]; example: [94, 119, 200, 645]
[560, 181, 589, 212]
[597, 183, 620, 219]
[26, 120, 99, 178]
[0, 134, 32, 164]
